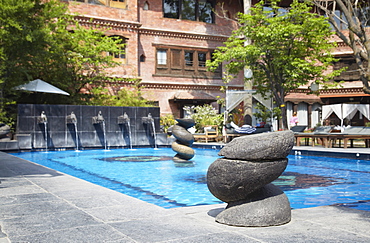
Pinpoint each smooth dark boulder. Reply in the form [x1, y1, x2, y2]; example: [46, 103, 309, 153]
[173, 154, 194, 163]
[216, 183, 291, 227]
[171, 119, 195, 161]
[171, 141, 195, 160]
[207, 158, 288, 202]
[171, 125, 194, 146]
[175, 118, 195, 129]
[219, 130, 294, 161]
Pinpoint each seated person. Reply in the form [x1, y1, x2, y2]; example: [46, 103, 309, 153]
[229, 122, 257, 134]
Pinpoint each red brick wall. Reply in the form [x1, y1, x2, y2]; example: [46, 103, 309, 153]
[66, 0, 245, 116]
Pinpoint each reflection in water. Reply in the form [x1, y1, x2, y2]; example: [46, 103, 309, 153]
[273, 172, 341, 191]
[10, 149, 370, 210]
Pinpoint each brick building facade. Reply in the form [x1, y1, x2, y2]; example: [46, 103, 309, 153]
[66, 0, 369, 129]
[66, 0, 244, 118]
[285, 29, 370, 129]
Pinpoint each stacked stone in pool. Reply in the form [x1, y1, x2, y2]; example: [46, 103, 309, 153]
[207, 130, 294, 227]
[171, 118, 195, 162]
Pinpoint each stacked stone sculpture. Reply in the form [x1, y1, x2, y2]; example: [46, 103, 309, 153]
[207, 130, 294, 227]
[171, 118, 195, 162]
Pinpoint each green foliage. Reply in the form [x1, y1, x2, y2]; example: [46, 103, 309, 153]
[88, 80, 153, 107]
[184, 104, 223, 132]
[0, 99, 16, 130]
[310, 0, 370, 94]
[227, 104, 244, 126]
[253, 102, 281, 123]
[0, 0, 126, 127]
[160, 114, 176, 134]
[207, 0, 344, 129]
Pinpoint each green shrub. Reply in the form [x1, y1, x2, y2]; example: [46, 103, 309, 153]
[184, 104, 223, 132]
[160, 114, 176, 134]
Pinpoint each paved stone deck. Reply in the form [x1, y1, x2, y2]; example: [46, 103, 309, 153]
[1, 147, 370, 242]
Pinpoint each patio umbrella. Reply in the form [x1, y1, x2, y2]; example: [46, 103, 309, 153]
[14, 79, 70, 96]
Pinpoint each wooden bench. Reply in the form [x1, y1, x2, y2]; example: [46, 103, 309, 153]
[294, 133, 330, 147]
[194, 125, 220, 143]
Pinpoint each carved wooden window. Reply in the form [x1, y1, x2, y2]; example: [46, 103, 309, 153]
[163, 0, 215, 23]
[333, 56, 367, 82]
[157, 50, 167, 65]
[184, 51, 194, 67]
[156, 49, 168, 74]
[198, 52, 207, 67]
[71, 0, 127, 9]
[155, 47, 221, 78]
[108, 36, 127, 64]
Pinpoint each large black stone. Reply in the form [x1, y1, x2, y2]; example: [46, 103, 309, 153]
[216, 183, 291, 227]
[207, 158, 288, 202]
[219, 130, 294, 160]
[175, 118, 195, 129]
[172, 154, 194, 163]
[171, 141, 195, 160]
[171, 125, 194, 146]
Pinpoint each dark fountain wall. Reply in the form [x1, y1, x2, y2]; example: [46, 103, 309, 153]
[16, 104, 170, 150]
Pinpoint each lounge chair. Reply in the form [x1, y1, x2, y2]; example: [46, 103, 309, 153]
[194, 125, 220, 143]
[341, 127, 370, 148]
[294, 126, 333, 147]
[290, 126, 306, 133]
[223, 123, 271, 143]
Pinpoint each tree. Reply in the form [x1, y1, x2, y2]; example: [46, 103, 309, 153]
[0, 0, 125, 124]
[207, 0, 341, 129]
[88, 79, 154, 107]
[310, 0, 370, 93]
[253, 102, 281, 124]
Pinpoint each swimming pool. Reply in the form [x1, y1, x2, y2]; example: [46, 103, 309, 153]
[10, 148, 370, 210]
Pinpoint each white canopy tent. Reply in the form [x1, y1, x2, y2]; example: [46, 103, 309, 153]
[225, 90, 254, 113]
[322, 104, 370, 126]
[225, 90, 274, 125]
[225, 90, 274, 113]
[224, 90, 254, 124]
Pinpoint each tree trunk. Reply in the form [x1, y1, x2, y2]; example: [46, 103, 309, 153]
[281, 105, 288, 130]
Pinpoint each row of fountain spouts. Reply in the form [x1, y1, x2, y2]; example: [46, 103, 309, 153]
[37, 111, 156, 151]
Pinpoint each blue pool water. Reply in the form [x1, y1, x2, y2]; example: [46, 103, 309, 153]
[11, 148, 370, 210]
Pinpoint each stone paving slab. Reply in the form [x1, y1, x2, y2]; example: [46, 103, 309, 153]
[1, 151, 370, 242]
[1, 209, 100, 236]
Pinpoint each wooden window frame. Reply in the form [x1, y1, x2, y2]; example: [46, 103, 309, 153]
[71, 0, 127, 9]
[163, 0, 215, 24]
[334, 56, 366, 82]
[108, 36, 127, 64]
[154, 46, 221, 79]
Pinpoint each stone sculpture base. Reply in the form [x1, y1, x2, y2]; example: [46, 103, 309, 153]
[207, 131, 295, 227]
[216, 184, 291, 227]
[171, 119, 195, 162]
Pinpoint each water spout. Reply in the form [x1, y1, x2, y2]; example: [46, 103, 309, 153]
[67, 112, 80, 151]
[118, 112, 132, 149]
[102, 120, 107, 150]
[151, 118, 157, 149]
[38, 111, 48, 152]
[92, 111, 108, 150]
[142, 113, 157, 149]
